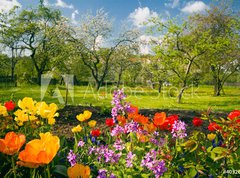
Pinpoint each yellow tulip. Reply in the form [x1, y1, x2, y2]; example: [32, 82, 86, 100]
[36, 102, 58, 125]
[76, 110, 92, 122]
[88, 120, 97, 128]
[76, 114, 85, 122]
[18, 97, 36, 114]
[0, 104, 8, 116]
[67, 163, 90, 178]
[83, 110, 92, 120]
[72, 125, 82, 133]
[48, 118, 56, 125]
[14, 109, 29, 124]
[207, 133, 216, 141]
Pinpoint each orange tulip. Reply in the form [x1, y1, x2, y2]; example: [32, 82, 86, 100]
[0, 132, 26, 155]
[153, 112, 166, 126]
[67, 163, 91, 178]
[17, 132, 60, 168]
[144, 122, 157, 133]
[129, 105, 139, 114]
[139, 116, 149, 125]
[136, 133, 149, 143]
[117, 115, 126, 126]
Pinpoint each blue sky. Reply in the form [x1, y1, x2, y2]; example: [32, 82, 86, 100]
[2, 0, 240, 29]
[1, 0, 239, 54]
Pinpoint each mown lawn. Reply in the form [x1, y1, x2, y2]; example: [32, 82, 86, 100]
[0, 84, 239, 112]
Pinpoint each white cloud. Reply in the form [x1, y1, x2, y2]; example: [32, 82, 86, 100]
[43, 0, 49, 6]
[55, 0, 74, 9]
[129, 7, 158, 27]
[181, 1, 209, 14]
[139, 35, 159, 55]
[0, 0, 21, 12]
[71, 10, 79, 24]
[165, 0, 180, 8]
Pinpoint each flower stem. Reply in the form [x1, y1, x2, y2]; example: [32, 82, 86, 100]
[74, 133, 78, 152]
[47, 165, 51, 178]
[31, 168, 36, 178]
[11, 156, 17, 178]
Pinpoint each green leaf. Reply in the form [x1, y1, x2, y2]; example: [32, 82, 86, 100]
[181, 140, 198, 152]
[142, 173, 152, 178]
[53, 165, 68, 177]
[213, 156, 225, 161]
[196, 164, 205, 171]
[212, 147, 228, 154]
[188, 168, 197, 177]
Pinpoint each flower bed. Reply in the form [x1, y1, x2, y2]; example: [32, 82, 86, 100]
[0, 89, 240, 178]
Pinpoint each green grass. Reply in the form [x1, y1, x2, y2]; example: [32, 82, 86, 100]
[0, 84, 239, 112]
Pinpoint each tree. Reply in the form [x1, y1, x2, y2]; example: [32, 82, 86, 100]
[0, 7, 23, 82]
[15, 1, 66, 84]
[142, 55, 167, 93]
[190, 5, 240, 96]
[151, 19, 207, 103]
[0, 53, 10, 76]
[112, 45, 138, 87]
[71, 9, 139, 90]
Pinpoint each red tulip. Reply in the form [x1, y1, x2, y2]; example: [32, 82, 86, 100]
[192, 117, 203, 127]
[105, 118, 114, 127]
[208, 122, 221, 131]
[4, 100, 15, 111]
[91, 129, 101, 137]
[228, 110, 240, 120]
[159, 114, 178, 131]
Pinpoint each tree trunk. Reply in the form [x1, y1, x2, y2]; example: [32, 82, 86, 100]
[158, 80, 163, 93]
[214, 80, 222, 96]
[37, 71, 42, 85]
[211, 65, 222, 96]
[11, 66, 15, 82]
[95, 80, 102, 91]
[11, 48, 15, 82]
[177, 87, 185, 103]
[117, 70, 123, 88]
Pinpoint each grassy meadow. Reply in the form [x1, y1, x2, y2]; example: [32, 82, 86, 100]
[0, 84, 239, 112]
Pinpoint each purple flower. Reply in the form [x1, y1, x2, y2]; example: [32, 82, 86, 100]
[124, 121, 139, 133]
[150, 138, 159, 145]
[141, 150, 157, 168]
[153, 131, 159, 136]
[104, 149, 122, 163]
[141, 150, 167, 177]
[113, 139, 125, 151]
[89, 147, 95, 154]
[111, 125, 124, 136]
[149, 137, 166, 147]
[67, 150, 76, 166]
[110, 173, 116, 178]
[78, 140, 85, 147]
[152, 160, 167, 178]
[126, 151, 136, 168]
[89, 145, 121, 164]
[171, 120, 187, 139]
[111, 107, 118, 119]
[111, 89, 131, 122]
[97, 169, 107, 178]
